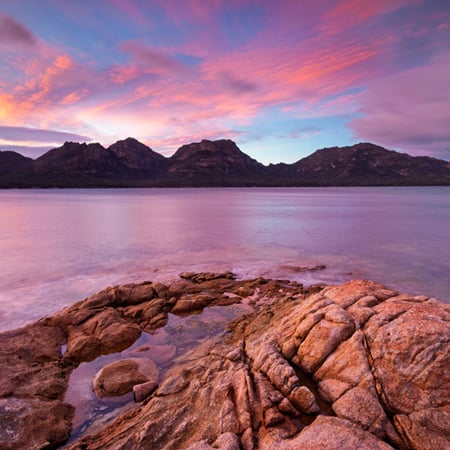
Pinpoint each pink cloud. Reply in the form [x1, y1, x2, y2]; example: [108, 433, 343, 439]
[196, 36, 380, 113]
[0, 49, 119, 131]
[351, 55, 450, 158]
[62, 25, 385, 150]
[110, 65, 141, 84]
[60, 90, 89, 105]
[2, 0, 447, 161]
[1, 0, 392, 130]
[0, 11, 382, 153]
[13, 54, 81, 111]
[319, 0, 417, 35]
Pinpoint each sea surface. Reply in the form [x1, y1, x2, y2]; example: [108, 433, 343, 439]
[1, 187, 449, 332]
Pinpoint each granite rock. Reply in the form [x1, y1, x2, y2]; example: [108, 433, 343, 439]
[0, 275, 448, 450]
[93, 357, 159, 398]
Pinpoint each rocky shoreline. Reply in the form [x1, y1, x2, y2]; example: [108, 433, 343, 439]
[0, 272, 448, 449]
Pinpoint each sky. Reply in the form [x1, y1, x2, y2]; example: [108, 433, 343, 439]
[0, 0, 449, 164]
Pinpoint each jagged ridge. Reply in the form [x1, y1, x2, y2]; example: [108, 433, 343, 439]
[1, 139, 450, 187]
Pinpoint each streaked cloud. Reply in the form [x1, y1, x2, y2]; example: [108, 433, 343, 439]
[0, 125, 92, 158]
[319, 0, 414, 36]
[0, 125, 91, 143]
[0, 0, 448, 161]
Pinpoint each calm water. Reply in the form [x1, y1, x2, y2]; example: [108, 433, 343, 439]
[0, 187, 449, 332]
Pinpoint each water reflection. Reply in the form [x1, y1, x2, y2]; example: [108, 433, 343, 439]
[0, 187, 449, 331]
[64, 303, 247, 443]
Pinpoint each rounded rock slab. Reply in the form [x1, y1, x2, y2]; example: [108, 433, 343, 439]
[93, 358, 159, 398]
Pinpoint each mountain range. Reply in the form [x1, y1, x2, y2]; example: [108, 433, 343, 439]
[1, 138, 449, 187]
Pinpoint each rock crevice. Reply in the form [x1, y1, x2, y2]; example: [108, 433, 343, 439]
[0, 275, 448, 449]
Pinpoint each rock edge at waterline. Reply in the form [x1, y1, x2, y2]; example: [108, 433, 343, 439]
[0, 272, 448, 449]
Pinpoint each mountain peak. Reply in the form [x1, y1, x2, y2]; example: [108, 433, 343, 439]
[291, 142, 450, 185]
[168, 139, 264, 183]
[123, 137, 140, 143]
[32, 141, 124, 179]
[114, 137, 149, 147]
[1, 138, 449, 187]
[108, 138, 166, 172]
[52, 141, 106, 154]
[0, 151, 33, 176]
[171, 139, 258, 161]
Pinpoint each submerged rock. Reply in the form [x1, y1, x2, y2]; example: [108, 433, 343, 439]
[282, 264, 327, 273]
[133, 380, 159, 402]
[179, 271, 236, 283]
[0, 274, 448, 449]
[93, 358, 159, 398]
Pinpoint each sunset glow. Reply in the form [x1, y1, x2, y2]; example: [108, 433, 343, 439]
[0, 1, 449, 163]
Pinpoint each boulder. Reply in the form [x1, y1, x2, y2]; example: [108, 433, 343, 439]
[259, 415, 395, 449]
[65, 308, 142, 362]
[93, 358, 159, 398]
[171, 294, 218, 314]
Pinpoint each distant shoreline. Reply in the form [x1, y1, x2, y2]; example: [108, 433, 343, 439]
[2, 139, 450, 187]
[2, 183, 450, 189]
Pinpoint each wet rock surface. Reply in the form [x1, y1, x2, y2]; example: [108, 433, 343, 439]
[0, 323, 73, 449]
[93, 358, 159, 399]
[0, 273, 448, 449]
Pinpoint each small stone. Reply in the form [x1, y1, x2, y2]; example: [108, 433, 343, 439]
[171, 295, 216, 314]
[289, 386, 320, 414]
[235, 286, 254, 297]
[133, 380, 158, 402]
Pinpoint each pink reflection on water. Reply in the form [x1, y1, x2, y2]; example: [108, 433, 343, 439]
[1, 187, 449, 332]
